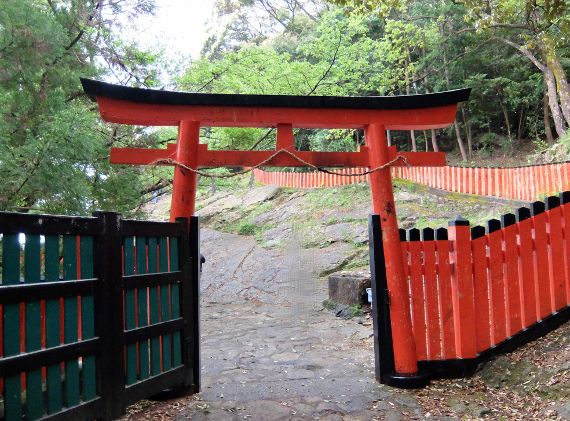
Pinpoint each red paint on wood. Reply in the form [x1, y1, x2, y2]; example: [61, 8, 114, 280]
[546, 207, 567, 311]
[435, 238, 456, 358]
[409, 240, 427, 361]
[472, 236, 491, 352]
[488, 229, 507, 345]
[422, 239, 441, 360]
[562, 203, 570, 304]
[503, 224, 522, 336]
[448, 224, 477, 358]
[170, 121, 200, 220]
[367, 124, 419, 374]
[532, 212, 552, 319]
[102, 96, 455, 128]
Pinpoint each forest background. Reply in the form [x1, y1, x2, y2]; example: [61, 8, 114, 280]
[0, 0, 569, 216]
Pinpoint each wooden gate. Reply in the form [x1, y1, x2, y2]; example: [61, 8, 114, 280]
[0, 212, 200, 420]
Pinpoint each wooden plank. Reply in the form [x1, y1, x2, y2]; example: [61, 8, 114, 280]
[123, 236, 137, 385]
[560, 195, 570, 304]
[170, 237, 182, 367]
[501, 215, 522, 336]
[24, 234, 43, 420]
[2, 233, 23, 420]
[448, 220, 476, 359]
[96, 94, 460, 129]
[471, 227, 491, 352]
[44, 235, 62, 414]
[136, 236, 150, 380]
[545, 197, 567, 311]
[531, 202, 552, 319]
[421, 229, 441, 360]
[63, 235, 80, 408]
[407, 230, 427, 361]
[159, 237, 172, 371]
[80, 236, 96, 401]
[516, 208, 538, 327]
[148, 237, 161, 376]
[487, 220, 507, 345]
[435, 228, 456, 359]
[111, 143, 446, 169]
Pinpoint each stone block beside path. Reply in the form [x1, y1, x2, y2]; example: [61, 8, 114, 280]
[328, 271, 371, 306]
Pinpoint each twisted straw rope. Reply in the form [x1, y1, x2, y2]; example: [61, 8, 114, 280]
[152, 148, 409, 179]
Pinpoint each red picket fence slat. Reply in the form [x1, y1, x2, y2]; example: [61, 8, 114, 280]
[254, 162, 570, 202]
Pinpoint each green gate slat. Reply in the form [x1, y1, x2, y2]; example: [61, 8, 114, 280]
[136, 236, 150, 380]
[63, 235, 80, 408]
[44, 235, 62, 414]
[148, 237, 161, 376]
[159, 237, 171, 371]
[2, 234, 22, 420]
[24, 234, 43, 420]
[169, 237, 181, 367]
[123, 236, 137, 385]
[80, 236, 96, 401]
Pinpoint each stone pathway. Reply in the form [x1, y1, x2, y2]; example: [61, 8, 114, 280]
[124, 227, 430, 420]
[182, 300, 421, 421]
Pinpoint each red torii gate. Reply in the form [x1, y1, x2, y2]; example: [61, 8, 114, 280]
[82, 78, 469, 386]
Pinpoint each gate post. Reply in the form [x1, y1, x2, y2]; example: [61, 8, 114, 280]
[178, 216, 201, 392]
[93, 212, 125, 420]
[366, 123, 428, 386]
[368, 215, 395, 383]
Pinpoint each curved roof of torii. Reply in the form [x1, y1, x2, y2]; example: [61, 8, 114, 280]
[81, 78, 470, 129]
[82, 78, 470, 110]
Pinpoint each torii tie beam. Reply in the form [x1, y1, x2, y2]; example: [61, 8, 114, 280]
[81, 77, 470, 387]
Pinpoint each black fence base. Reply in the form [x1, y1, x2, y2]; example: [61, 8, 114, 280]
[383, 371, 431, 388]
[418, 305, 570, 380]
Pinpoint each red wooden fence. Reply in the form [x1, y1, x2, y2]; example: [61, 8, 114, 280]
[395, 193, 570, 377]
[254, 161, 570, 201]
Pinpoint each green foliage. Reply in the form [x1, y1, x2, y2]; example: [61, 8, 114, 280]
[0, 0, 166, 216]
[236, 221, 257, 235]
[558, 131, 570, 153]
[350, 303, 362, 317]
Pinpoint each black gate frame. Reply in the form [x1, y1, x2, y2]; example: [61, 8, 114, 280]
[0, 212, 201, 421]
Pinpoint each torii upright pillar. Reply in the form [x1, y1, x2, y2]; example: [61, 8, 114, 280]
[367, 123, 419, 376]
[81, 77, 470, 387]
[171, 121, 200, 221]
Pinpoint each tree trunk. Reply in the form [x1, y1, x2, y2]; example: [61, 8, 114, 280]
[386, 129, 392, 146]
[499, 98, 512, 143]
[431, 129, 439, 152]
[501, 38, 567, 137]
[410, 130, 417, 152]
[544, 79, 555, 144]
[460, 105, 473, 159]
[442, 47, 466, 160]
[517, 103, 527, 140]
[423, 130, 429, 151]
[544, 66, 567, 137]
[424, 88, 439, 152]
[546, 48, 570, 126]
[454, 120, 467, 161]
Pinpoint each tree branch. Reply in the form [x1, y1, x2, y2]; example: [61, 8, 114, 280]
[306, 31, 342, 95]
[498, 37, 545, 71]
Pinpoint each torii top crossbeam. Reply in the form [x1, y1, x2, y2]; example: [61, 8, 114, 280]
[82, 78, 470, 380]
